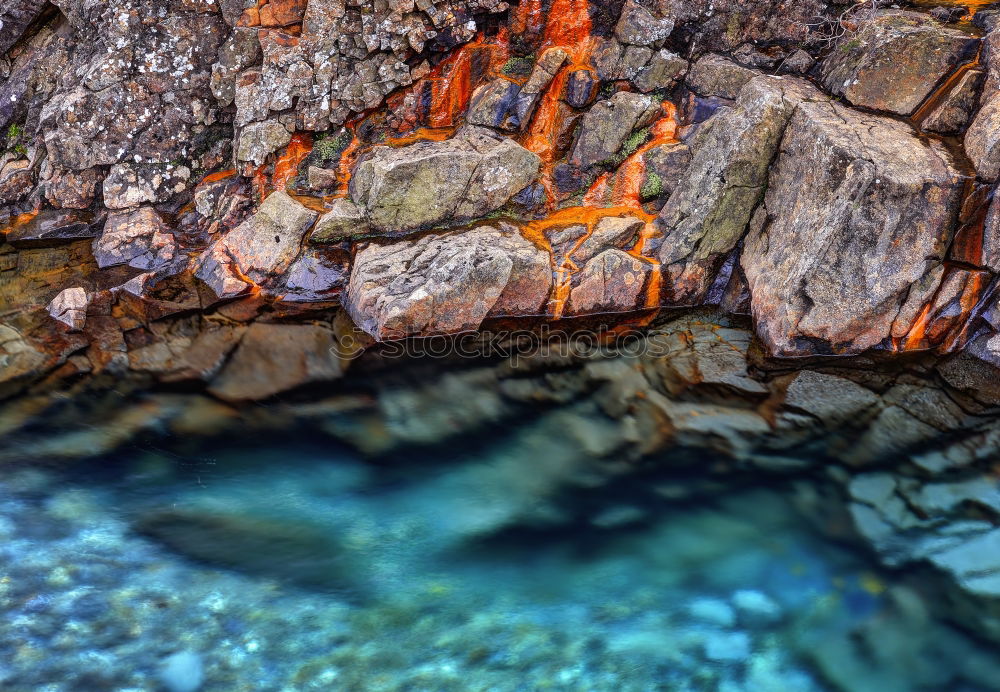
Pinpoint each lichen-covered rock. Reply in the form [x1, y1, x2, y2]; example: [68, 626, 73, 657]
[569, 92, 660, 169]
[567, 250, 653, 316]
[310, 198, 368, 243]
[615, 0, 675, 47]
[345, 223, 551, 340]
[350, 128, 540, 233]
[818, 10, 979, 116]
[195, 191, 317, 300]
[742, 99, 964, 355]
[103, 163, 194, 210]
[93, 207, 176, 271]
[633, 49, 687, 93]
[657, 76, 824, 304]
[236, 121, 292, 166]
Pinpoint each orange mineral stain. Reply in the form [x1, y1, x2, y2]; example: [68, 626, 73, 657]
[273, 132, 313, 194]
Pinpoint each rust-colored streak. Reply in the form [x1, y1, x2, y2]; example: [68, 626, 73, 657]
[387, 127, 457, 148]
[0, 209, 40, 237]
[911, 45, 982, 126]
[273, 132, 314, 194]
[199, 169, 237, 186]
[609, 103, 678, 207]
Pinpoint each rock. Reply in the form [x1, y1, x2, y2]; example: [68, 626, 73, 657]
[686, 54, 760, 99]
[46, 287, 89, 331]
[306, 165, 339, 191]
[207, 323, 343, 401]
[92, 207, 176, 271]
[984, 193, 1000, 271]
[927, 528, 1000, 597]
[467, 79, 522, 131]
[0, 162, 34, 205]
[569, 92, 659, 169]
[657, 76, 823, 304]
[975, 10, 1000, 32]
[779, 49, 815, 75]
[4, 210, 100, 248]
[345, 223, 552, 340]
[688, 598, 737, 627]
[350, 128, 540, 233]
[567, 250, 653, 316]
[310, 198, 369, 242]
[641, 142, 691, 202]
[742, 99, 964, 355]
[236, 121, 292, 166]
[564, 69, 600, 108]
[782, 371, 881, 424]
[159, 651, 204, 692]
[921, 68, 984, 135]
[103, 163, 193, 210]
[733, 44, 779, 69]
[277, 247, 349, 302]
[594, 38, 655, 82]
[633, 49, 688, 93]
[0, 324, 47, 386]
[44, 168, 102, 210]
[731, 590, 783, 626]
[574, 215, 646, 264]
[818, 10, 979, 116]
[703, 631, 751, 662]
[929, 6, 967, 23]
[615, 0, 674, 47]
[194, 191, 317, 300]
[965, 92, 1000, 182]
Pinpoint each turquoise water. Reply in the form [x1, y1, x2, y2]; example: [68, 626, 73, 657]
[1, 432, 998, 691]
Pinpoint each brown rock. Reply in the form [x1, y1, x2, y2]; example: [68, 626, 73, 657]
[965, 92, 1000, 182]
[93, 207, 177, 271]
[46, 287, 89, 331]
[567, 250, 652, 316]
[44, 168, 102, 210]
[922, 68, 985, 135]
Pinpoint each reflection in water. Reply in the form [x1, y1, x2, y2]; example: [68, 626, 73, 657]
[0, 428, 997, 691]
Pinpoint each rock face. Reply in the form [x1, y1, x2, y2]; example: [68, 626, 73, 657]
[742, 100, 964, 355]
[818, 11, 979, 116]
[657, 76, 824, 304]
[350, 129, 540, 233]
[345, 224, 552, 340]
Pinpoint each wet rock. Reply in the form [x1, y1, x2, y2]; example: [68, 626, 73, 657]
[236, 121, 292, 166]
[93, 207, 176, 271]
[564, 69, 600, 108]
[46, 287, 89, 331]
[686, 54, 760, 99]
[207, 322, 343, 401]
[641, 142, 691, 201]
[350, 128, 540, 233]
[615, 0, 675, 47]
[929, 6, 967, 23]
[0, 324, 47, 387]
[731, 590, 783, 627]
[575, 215, 646, 264]
[633, 49, 687, 93]
[927, 528, 1000, 597]
[103, 164, 193, 210]
[657, 76, 823, 304]
[922, 68, 984, 135]
[466, 79, 521, 131]
[159, 650, 204, 692]
[276, 247, 349, 303]
[515, 47, 569, 127]
[567, 250, 653, 316]
[345, 223, 551, 340]
[310, 198, 369, 243]
[965, 93, 1000, 182]
[5, 210, 100, 248]
[818, 10, 979, 116]
[782, 371, 880, 425]
[195, 191, 317, 300]
[569, 92, 659, 169]
[126, 321, 245, 383]
[742, 99, 964, 355]
[306, 166, 339, 191]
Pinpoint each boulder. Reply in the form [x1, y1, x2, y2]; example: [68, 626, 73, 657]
[345, 223, 552, 340]
[194, 190, 317, 300]
[350, 128, 540, 233]
[922, 68, 984, 135]
[657, 76, 824, 304]
[965, 92, 1000, 182]
[569, 92, 660, 169]
[633, 49, 688, 93]
[818, 11, 979, 116]
[235, 120, 292, 166]
[614, 0, 674, 47]
[47, 287, 89, 331]
[567, 250, 653, 316]
[686, 54, 760, 99]
[742, 99, 964, 355]
[310, 198, 369, 242]
[103, 163, 193, 210]
[93, 207, 177, 271]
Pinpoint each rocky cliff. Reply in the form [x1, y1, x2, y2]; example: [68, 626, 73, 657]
[3, 0, 1000, 398]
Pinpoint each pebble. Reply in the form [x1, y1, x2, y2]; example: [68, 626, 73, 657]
[731, 590, 783, 626]
[158, 650, 204, 692]
[703, 631, 751, 662]
[687, 598, 736, 627]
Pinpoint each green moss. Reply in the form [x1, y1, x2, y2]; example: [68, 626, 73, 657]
[640, 170, 663, 201]
[5, 123, 26, 157]
[314, 129, 353, 163]
[501, 55, 535, 78]
[610, 127, 651, 167]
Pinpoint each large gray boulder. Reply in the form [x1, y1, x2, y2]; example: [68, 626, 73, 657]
[742, 100, 964, 356]
[818, 10, 979, 116]
[350, 128, 540, 234]
[345, 223, 552, 340]
[656, 75, 825, 304]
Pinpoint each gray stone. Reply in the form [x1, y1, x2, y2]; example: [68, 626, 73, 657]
[569, 92, 659, 169]
[310, 198, 369, 242]
[921, 68, 984, 135]
[686, 54, 760, 99]
[615, 0, 674, 47]
[966, 93, 1000, 182]
[236, 121, 292, 166]
[633, 49, 687, 93]
[567, 250, 653, 316]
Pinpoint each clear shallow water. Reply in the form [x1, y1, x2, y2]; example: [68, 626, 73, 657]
[1, 435, 999, 692]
